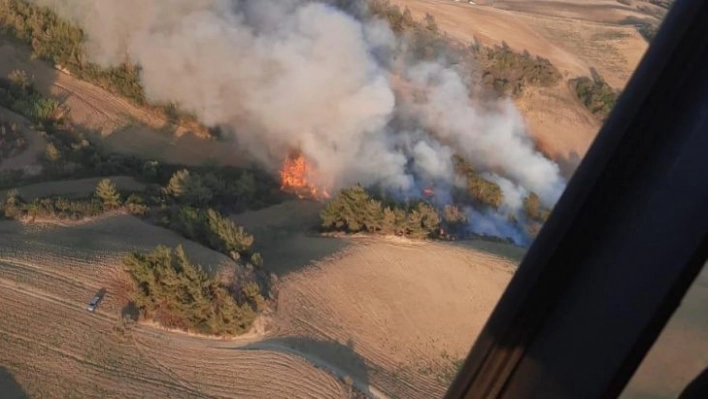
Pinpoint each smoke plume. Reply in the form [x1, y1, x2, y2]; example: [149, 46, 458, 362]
[30, 0, 566, 239]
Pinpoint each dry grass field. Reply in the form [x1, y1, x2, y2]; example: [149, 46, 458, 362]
[0, 215, 350, 399]
[0, 200, 519, 398]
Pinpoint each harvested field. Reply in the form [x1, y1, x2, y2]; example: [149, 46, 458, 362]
[0, 215, 349, 399]
[273, 238, 516, 399]
[0, 176, 145, 201]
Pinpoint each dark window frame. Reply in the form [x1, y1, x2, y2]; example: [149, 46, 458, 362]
[445, 1, 708, 398]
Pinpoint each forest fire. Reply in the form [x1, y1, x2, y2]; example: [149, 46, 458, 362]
[279, 153, 331, 200]
[422, 187, 435, 197]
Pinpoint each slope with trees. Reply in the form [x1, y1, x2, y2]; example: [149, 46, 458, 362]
[123, 244, 264, 336]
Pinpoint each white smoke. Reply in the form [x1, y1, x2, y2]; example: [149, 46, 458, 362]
[29, 0, 566, 238]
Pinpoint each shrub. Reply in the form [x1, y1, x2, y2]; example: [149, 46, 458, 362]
[123, 245, 258, 336]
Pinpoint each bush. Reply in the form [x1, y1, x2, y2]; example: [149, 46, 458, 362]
[123, 245, 259, 336]
[572, 68, 619, 120]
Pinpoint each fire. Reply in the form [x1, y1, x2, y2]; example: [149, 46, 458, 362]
[422, 187, 435, 197]
[280, 152, 331, 200]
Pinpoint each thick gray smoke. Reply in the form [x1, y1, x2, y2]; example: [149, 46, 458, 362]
[31, 0, 565, 235]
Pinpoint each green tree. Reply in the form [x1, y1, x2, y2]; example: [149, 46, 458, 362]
[95, 178, 121, 209]
[166, 169, 213, 206]
[123, 245, 257, 336]
[205, 209, 254, 259]
[320, 185, 384, 233]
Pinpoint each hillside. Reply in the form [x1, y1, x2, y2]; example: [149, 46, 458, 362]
[388, 0, 649, 174]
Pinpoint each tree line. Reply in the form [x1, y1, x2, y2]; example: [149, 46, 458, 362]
[1, 175, 272, 336]
[0, 0, 205, 134]
[321, 154, 551, 241]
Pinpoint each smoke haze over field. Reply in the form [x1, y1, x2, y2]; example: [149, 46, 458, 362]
[30, 0, 565, 236]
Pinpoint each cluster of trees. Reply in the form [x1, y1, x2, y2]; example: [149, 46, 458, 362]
[321, 185, 444, 239]
[0, 70, 63, 123]
[0, 178, 147, 221]
[167, 206, 260, 265]
[572, 68, 619, 120]
[321, 155, 552, 241]
[452, 155, 504, 209]
[0, 0, 205, 134]
[123, 245, 264, 336]
[479, 43, 562, 96]
[368, 1, 562, 97]
[0, 118, 27, 160]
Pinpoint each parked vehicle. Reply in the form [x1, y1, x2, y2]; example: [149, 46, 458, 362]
[87, 289, 106, 312]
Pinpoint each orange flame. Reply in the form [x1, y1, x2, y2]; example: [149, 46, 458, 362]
[423, 187, 435, 197]
[280, 152, 331, 200]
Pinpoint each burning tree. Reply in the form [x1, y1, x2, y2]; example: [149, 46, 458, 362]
[279, 151, 330, 200]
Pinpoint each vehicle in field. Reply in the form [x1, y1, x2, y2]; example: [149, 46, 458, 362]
[87, 288, 106, 312]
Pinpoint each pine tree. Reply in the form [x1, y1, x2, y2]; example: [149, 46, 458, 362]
[166, 169, 213, 205]
[95, 178, 121, 209]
